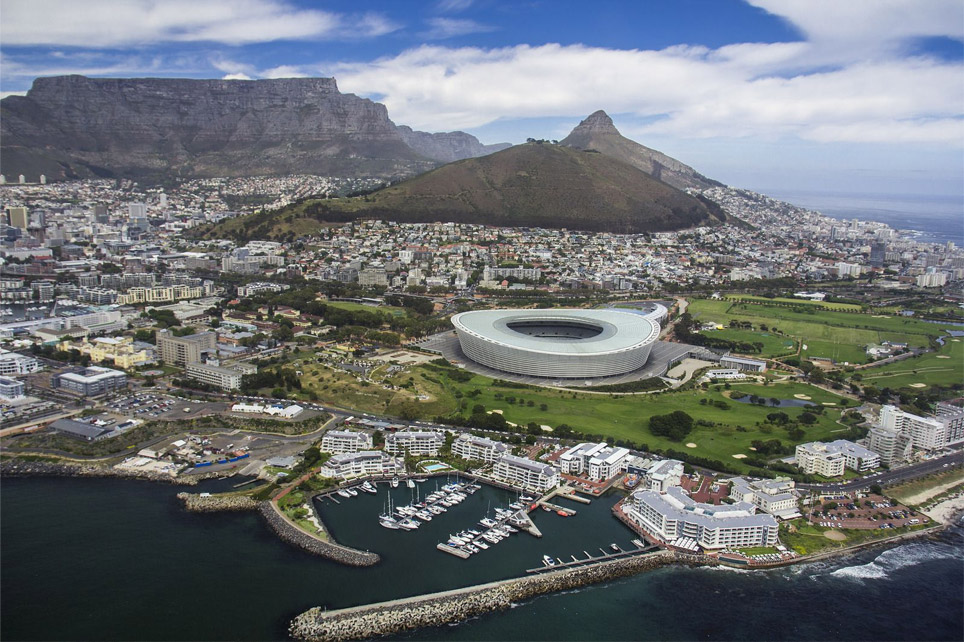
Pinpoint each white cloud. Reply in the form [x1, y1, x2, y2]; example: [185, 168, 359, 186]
[436, 0, 475, 13]
[222, 73, 252, 81]
[0, 0, 398, 47]
[325, 26, 962, 146]
[420, 18, 497, 40]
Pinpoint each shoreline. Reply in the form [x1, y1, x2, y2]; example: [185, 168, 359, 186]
[0, 457, 233, 486]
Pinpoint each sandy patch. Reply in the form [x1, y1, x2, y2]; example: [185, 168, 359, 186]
[871, 315, 892, 319]
[953, 339, 961, 343]
[909, 383, 928, 388]
[686, 442, 698, 448]
[895, 475, 964, 506]
[732, 454, 747, 459]
[822, 402, 836, 406]
[922, 495, 964, 524]
[488, 409, 504, 415]
[937, 355, 951, 359]
[540, 425, 553, 432]
[823, 530, 847, 541]
[794, 394, 812, 400]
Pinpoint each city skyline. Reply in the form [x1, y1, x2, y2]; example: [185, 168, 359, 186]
[1, 0, 962, 199]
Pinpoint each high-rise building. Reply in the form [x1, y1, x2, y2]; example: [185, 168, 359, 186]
[6, 207, 28, 230]
[156, 330, 217, 366]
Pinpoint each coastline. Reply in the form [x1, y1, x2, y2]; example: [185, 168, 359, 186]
[0, 457, 229, 486]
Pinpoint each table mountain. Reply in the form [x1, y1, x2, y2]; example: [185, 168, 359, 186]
[0, 75, 505, 182]
[396, 126, 511, 163]
[560, 110, 722, 191]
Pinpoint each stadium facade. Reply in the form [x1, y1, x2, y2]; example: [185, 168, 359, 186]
[451, 308, 660, 379]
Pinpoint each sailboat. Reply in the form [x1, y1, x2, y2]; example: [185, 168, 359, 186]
[379, 492, 400, 529]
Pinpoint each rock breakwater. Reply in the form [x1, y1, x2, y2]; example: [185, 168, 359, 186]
[289, 550, 674, 641]
[257, 503, 380, 567]
[178, 492, 259, 512]
[0, 459, 206, 484]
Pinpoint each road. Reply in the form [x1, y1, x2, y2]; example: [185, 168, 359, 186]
[798, 450, 964, 493]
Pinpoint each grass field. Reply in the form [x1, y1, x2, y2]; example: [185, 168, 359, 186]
[702, 327, 797, 357]
[687, 298, 954, 365]
[264, 348, 853, 473]
[325, 301, 406, 316]
[723, 294, 863, 311]
[859, 338, 964, 389]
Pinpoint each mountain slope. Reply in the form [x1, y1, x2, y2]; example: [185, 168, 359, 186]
[560, 110, 722, 191]
[200, 142, 727, 240]
[396, 126, 511, 163]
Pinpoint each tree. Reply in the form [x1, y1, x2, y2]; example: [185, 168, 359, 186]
[798, 411, 817, 425]
[870, 484, 883, 496]
[649, 411, 694, 441]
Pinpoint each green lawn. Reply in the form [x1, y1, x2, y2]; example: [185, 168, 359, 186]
[723, 294, 863, 311]
[325, 301, 406, 316]
[859, 338, 964, 389]
[686, 298, 953, 365]
[706, 327, 797, 357]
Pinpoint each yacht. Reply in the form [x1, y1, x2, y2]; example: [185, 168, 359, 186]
[379, 516, 401, 530]
[391, 476, 399, 488]
[480, 517, 497, 528]
[465, 544, 479, 554]
[542, 555, 557, 567]
[474, 539, 489, 550]
[398, 517, 419, 530]
[406, 478, 416, 488]
[346, 488, 358, 497]
[336, 489, 351, 498]
[360, 482, 376, 494]
[416, 510, 433, 522]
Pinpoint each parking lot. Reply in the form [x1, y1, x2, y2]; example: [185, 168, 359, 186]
[107, 393, 228, 420]
[808, 493, 922, 530]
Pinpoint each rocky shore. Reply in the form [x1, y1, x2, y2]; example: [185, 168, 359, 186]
[289, 550, 674, 641]
[0, 458, 221, 485]
[177, 492, 259, 512]
[258, 502, 381, 567]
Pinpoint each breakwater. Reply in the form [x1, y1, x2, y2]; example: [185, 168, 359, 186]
[289, 550, 674, 641]
[177, 492, 259, 512]
[257, 502, 380, 567]
[0, 458, 221, 485]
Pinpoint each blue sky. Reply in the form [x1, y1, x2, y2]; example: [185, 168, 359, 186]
[1, 0, 962, 200]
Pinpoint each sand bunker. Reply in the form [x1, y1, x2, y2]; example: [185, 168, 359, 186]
[794, 394, 812, 400]
[937, 355, 951, 359]
[732, 454, 747, 459]
[823, 530, 847, 541]
[686, 442, 698, 448]
[909, 383, 928, 388]
[822, 402, 836, 406]
[540, 425, 553, 432]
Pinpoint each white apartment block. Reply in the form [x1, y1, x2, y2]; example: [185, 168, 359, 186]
[384, 430, 445, 456]
[0, 349, 40, 375]
[452, 434, 509, 463]
[796, 440, 880, 476]
[185, 361, 244, 390]
[492, 454, 559, 493]
[936, 402, 964, 446]
[558, 442, 630, 481]
[879, 404, 948, 451]
[319, 451, 399, 478]
[729, 478, 799, 519]
[868, 426, 914, 467]
[321, 429, 373, 454]
[626, 487, 779, 550]
[644, 459, 685, 492]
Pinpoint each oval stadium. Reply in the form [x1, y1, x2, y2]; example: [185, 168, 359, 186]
[451, 309, 660, 379]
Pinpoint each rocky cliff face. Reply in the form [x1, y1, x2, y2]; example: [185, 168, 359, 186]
[396, 126, 511, 163]
[0, 75, 437, 181]
[560, 110, 722, 191]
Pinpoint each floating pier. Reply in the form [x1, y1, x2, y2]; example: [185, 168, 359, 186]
[525, 543, 660, 573]
[437, 543, 471, 559]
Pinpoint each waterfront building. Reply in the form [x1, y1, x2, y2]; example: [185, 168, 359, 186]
[868, 426, 914, 466]
[384, 430, 445, 456]
[51, 366, 127, 397]
[492, 454, 559, 492]
[626, 487, 779, 550]
[875, 404, 952, 452]
[156, 330, 217, 366]
[451, 434, 509, 463]
[321, 429, 373, 454]
[49, 418, 113, 441]
[642, 459, 685, 492]
[319, 451, 399, 478]
[558, 442, 630, 481]
[728, 477, 800, 519]
[936, 402, 964, 446]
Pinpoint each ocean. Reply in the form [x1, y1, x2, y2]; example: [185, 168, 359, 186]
[762, 190, 964, 246]
[1, 476, 961, 642]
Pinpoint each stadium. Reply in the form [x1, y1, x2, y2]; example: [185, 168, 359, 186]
[451, 309, 661, 379]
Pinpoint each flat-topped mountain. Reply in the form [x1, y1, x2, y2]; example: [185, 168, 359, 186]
[0, 75, 505, 181]
[201, 141, 727, 240]
[560, 110, 721, 191]
[396, 126, 511, 163]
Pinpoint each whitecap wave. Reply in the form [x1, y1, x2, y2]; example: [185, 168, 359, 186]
[827, 540, 961, 583]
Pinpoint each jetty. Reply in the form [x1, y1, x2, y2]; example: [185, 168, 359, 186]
[525, 542, 660, 573]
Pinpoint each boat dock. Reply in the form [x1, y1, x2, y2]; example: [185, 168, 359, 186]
[538, 501, 577, 516]
[524, 543, 661, 573]
[436, 543, 471, 559]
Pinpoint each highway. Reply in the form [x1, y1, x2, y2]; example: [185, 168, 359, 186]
[798, 450, 964, 493]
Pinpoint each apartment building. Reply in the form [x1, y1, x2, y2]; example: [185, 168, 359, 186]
[321, 429, 373, 454]
[451, 434, 509, 463]
[384, 431, 445, 456]
[492, 454, 559, 493]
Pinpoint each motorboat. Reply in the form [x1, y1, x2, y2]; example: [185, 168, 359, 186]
[543, 555, 557, 567]
[346, 488, 358, 497]
[336, 489, 351, 498]
[391, 477, 399, 488]
[474, 540, 489, 550]
[398, 518, 419, 530]
[407, 478, 415, 488]
[379, 516, 400, 529]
